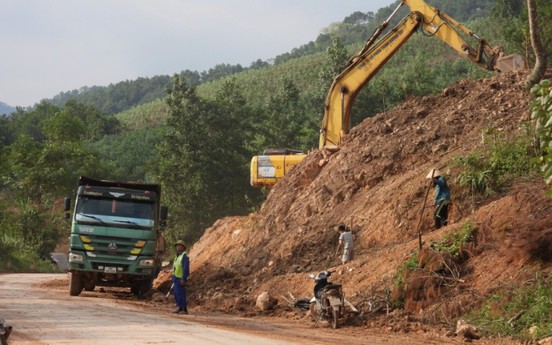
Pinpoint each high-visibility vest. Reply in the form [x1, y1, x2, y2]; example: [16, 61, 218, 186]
[173, 252, 187, 278]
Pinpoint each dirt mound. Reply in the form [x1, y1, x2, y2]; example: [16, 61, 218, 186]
[173, 72, 552, 338]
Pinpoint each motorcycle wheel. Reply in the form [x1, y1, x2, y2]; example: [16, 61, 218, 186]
[331, 306, 339, 329]
[309, 303, 319, 323]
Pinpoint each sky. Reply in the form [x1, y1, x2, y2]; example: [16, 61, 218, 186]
[1, 0, 396, 107]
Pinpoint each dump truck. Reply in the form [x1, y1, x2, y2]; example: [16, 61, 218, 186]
[65, 176, 168, 296]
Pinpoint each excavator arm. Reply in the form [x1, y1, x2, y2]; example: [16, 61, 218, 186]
[319, 9, 423, 149]
[318, 0, 524, 149]
[251, 0, 524, 188]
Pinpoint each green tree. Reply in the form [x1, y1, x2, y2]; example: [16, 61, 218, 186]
[43, 110, 86, 142]
[8, 101, 59, 142]
[61, 100, 120, 140]
[261, 77, 318, 151]
[315, 36, 349, 106]
[92, 127, 166, 182]
[3, 134, 102, 203]
[158, 75, 259, 243]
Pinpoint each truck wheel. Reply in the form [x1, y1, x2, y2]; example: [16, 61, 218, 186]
[83, 282, 95, 291]
[69, 272, 83, 296]
[130, 284, 140, 295]
[139, 279, 153, 297]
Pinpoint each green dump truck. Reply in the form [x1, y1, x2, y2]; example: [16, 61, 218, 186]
[65, 176, 168, 296]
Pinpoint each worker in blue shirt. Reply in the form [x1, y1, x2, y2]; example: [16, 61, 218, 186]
[172, 240, 190, 314]
[426, 168, 451, 229]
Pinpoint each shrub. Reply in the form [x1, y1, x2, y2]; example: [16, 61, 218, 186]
[468, 274, 552, 340]
[531, 80, 552, 187]
[430, 221, 478, 258]
[452, 126, 538, 200]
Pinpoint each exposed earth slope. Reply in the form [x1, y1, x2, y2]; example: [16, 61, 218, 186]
[164, 71, 552, 340]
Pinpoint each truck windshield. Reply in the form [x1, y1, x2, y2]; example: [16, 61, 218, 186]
[75, 196, 155, 229]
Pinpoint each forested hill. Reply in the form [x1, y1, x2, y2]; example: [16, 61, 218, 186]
[42, 0, 495, 115]
[1, 0, 548, 275]
[0, 102, 15, 115]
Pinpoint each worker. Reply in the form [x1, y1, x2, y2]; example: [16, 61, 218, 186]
[172, 240, 190, 314]
[427, 168, 451, 229]
[336, 224, 354, 265]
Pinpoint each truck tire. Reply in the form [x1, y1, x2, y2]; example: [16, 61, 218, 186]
[139, 278, 153, 297]
[69, 272, 83, 296]
[83, 282, 95, 291]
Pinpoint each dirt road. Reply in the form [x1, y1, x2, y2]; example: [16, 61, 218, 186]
[1, 273, 299, 345]
[0, 273, 466, 345]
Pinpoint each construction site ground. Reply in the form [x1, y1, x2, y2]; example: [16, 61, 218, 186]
[26, 274, 522, 344]
[144, 71, 552, 344]
[37, 71, 552, 344]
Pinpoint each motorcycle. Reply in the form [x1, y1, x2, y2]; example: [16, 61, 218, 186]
[308, 270, 344, 329]
[0, 314, 12, 345]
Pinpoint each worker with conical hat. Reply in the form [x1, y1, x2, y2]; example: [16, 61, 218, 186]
[426, 168, 451, 229]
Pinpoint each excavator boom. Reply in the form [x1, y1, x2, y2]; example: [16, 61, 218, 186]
[319, 0, 525, 149]
[251, 0, 525, 188]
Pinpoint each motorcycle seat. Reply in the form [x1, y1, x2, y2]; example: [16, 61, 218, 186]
[322, 283, 341, 291]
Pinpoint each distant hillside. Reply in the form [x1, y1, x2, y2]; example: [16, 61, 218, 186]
[41, 0, 494, 116]
[0, 101, 15, 115]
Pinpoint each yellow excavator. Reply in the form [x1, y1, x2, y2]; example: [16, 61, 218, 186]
[250, 0, 525, 188]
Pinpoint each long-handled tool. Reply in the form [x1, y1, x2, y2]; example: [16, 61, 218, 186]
[165, 283, 174, 298]
[416, 170, 435, 250]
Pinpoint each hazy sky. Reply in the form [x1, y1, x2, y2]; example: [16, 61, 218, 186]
[1, 0, 396, 107]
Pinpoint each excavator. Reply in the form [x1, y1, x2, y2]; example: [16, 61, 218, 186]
[250, 0, 525, 188]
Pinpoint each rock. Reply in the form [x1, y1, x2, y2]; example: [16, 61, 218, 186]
[256, 292, 278, 311]
[151, 292, 165, 302]
[431, 143, 448, 153]
[234, 296, 252, 311]
[455, 319, 480, 340]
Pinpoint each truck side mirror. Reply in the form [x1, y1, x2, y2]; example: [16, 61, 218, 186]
[64, 197, 71, 211]
[160, 205, 168, 227]
[64, 197, 71, 219]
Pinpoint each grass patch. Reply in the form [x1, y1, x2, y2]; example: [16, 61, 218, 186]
[430, 220, 477, 258]
[467, 275, 552, 340]
[452, 126, 539, 205]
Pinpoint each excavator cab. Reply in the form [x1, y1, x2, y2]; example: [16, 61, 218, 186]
[250, 149, 306, 188]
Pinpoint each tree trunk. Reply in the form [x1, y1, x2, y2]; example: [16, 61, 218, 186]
[525, 0, 547, 88]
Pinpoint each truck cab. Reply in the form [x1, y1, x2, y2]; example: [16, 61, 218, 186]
[65, 176, 168, 296]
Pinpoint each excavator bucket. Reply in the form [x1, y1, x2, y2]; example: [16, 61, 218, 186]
[495, 54, 526, 72]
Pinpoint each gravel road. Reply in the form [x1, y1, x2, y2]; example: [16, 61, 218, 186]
[0, 273, 470, 345]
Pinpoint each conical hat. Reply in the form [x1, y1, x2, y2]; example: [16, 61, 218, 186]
[426, 168, 442, 179]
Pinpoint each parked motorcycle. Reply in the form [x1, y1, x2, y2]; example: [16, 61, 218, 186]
[0, 314, 12, 345]
[309, 270, 344, 329]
